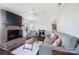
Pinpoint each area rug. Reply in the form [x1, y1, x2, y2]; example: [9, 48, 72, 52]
[11, 41, 42, 55]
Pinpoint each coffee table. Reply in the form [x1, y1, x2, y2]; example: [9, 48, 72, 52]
[11, 41, 42, 55]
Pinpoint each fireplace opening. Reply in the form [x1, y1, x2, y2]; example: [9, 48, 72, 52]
[8, 30, 23, 41]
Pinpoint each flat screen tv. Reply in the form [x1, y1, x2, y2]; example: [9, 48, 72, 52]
[3, 9, 22, 26]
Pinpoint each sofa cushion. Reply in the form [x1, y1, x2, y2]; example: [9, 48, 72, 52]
[43, 37, 52, 45]
[60, 33, 77, 50]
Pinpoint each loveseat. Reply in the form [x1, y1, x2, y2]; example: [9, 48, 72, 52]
[39, 32, 79, 55]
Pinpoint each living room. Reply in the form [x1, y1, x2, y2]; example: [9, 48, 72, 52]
[0, 3, 79, 55]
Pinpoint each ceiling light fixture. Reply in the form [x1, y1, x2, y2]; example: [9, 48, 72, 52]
[26, 8, 43, 21]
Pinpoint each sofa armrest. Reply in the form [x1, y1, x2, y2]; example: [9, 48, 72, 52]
[74, 44, 79, 54]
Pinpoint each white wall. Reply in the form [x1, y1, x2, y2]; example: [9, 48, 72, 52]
[23, 17, 51, 32]
[57, 3, 79, 38]
[22, 17, 51, 36]
[34, 18, 51, 32]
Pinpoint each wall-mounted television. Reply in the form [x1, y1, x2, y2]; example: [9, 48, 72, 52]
[2, 9, 22, 26]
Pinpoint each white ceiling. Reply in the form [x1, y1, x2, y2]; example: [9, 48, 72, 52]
[0, 3, 65, 20]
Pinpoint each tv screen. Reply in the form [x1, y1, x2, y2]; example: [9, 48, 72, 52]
[5, 10, 22, 26]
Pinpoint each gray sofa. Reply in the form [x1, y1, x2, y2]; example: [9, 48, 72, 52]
[39, 32, 79, 55]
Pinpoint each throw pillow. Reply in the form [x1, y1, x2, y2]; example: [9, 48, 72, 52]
[52, 34, 59, 43]
[52, 38, 61, 46]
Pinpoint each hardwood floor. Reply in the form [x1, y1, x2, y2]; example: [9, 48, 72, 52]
[0, 48, 13, 55]
[52, 50, 78, 55]
[0, 43, 24, 55]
